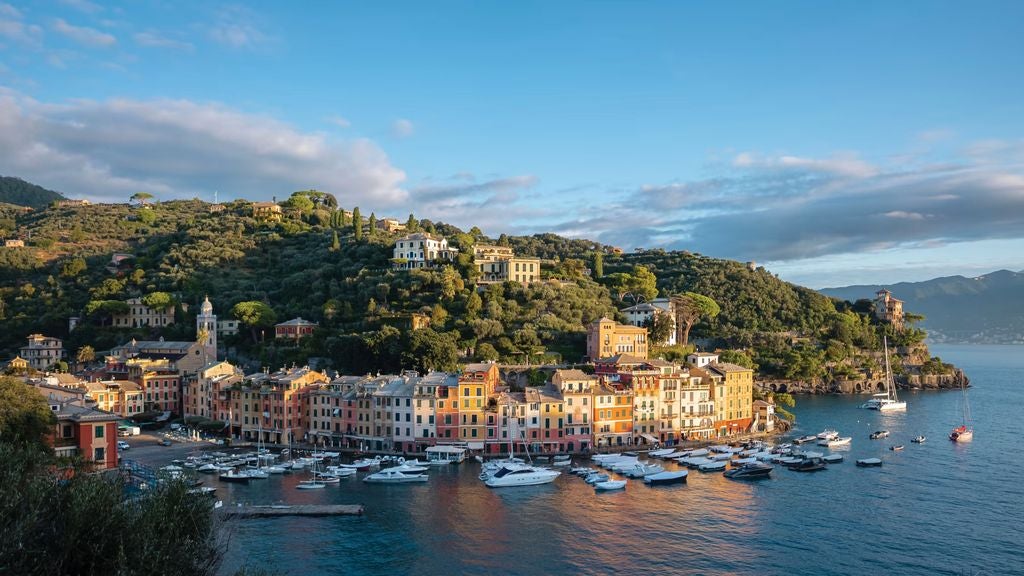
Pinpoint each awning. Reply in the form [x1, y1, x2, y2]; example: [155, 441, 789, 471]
[640, 433, 658, 444]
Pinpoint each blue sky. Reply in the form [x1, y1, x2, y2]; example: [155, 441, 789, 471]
[2, 1, 1024, 288]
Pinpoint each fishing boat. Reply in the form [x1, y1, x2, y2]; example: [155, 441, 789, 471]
[594, 479, 627, 491]
[856, 458, 883, 467]
[643, 470, 688, 485]
[861, 337, 907, 411]
[949, 378, 974, 443]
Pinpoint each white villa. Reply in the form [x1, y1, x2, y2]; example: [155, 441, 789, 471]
[392, 232, 459, 270]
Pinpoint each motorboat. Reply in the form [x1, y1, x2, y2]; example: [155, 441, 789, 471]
[364, 469, 430, 483]
[648, 448, 677, 458]
[681, 457, 713, 469]
[698, 461, 727, 472]
[711, 453, 733, 462]
[793, 435, 817, 445]
[312, 474, 342, 484]
[584, 472, 610, 485]
[569, 466, 593, 476]
[336, 458, 379, 471]
[266, 466, 287, 474]
[818, 436, 852, 448]
[188, 486, 217, 496]
[911, 436, 926, 444]
[551, 458, 572, 467]
[404, 459, 432, 467]
[869, 430, 890, 440]
[296, 480, 325, 490]
[890, 445, 904, 451]
[219, 470, 251, 484]
[659, 450, 689, 460]
[484, 463, 560, 488]
[856, 458, 883, 467]
[643, 470, 688, 485]
[479, 457, 526, 480]
[685, 449, 709, 457]
[822, 454, 843, 464]
[730, 457, 757, 466]
[197, 463, 219, 473]
[594, 480, 627, 491]
[788, 457, 827, 472]
[625, 464, 664, 478]
[723, 462, 774, 479]
[816, 429, 839, 441]
[244, 468, 269, 479]
[383, 463, 429, 474]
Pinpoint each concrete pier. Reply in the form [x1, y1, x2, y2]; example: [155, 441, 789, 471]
[219, 504, 364, 518]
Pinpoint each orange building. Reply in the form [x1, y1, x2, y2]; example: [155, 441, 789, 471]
[552, 369, 597, 453]
[593, 382, 633, 447]
[37, 384, 120, 470]
[586, 318, 648, 360]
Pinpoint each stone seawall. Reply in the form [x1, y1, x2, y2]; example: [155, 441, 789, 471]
[757, 368, 969, 395]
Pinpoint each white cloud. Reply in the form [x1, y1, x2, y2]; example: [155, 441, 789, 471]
[134, 31, 194, 52]
[0, 89, 408, 206]
[392, 118, 414, 139]
[53, 18, 116, 47]
[732, 151, 877, 178]
[883, 211, 928, 220]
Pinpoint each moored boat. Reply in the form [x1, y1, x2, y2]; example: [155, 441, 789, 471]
[822, 454, 844, 464]
[594, 480, 627, 491]
[698, 461, 727, 472]
[643, 470, 688, 485]
[869, 430, 890, 440]
[484, 463, 559, 488]
[911, 435, 926, 444]
[856, 458, 883, 467]
[788, 457, 827, 472]
[890, 445, 904, 451]
[364, 468, 430, 484]
[723, 462, 774, 479]
[219, 470, 250, 483]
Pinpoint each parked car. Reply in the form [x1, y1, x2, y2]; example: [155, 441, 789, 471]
[159, 439, 172, 446]
[117, 440, 130, 450]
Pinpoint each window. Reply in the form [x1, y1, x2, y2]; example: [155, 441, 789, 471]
[94, 447, 105, 462]
[95, 425, 105, 438]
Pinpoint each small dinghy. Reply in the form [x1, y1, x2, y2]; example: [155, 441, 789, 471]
[643, 470, 688, 485]
[698, 461, 727, 472]
[911, 436, 926, 444]
[822, 454, 844, 464]
[584, 473, 610, 485]
[890, 445, 904, 451]
[594, 480, 627, 491]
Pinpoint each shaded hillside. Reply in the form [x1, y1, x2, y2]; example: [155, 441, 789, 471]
[821, 270, 1024, 343]
[0, 176, 64, 209]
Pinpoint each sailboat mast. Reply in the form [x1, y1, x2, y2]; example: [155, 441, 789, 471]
[883, 336, 898, 402]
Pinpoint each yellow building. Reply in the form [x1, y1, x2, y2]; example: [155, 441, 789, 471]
[593, 382, 634, 447]
[586, 318, 648, 360]
[251, 201, 283, 221]
[526, 384, 565, 452]
[707, 362, 755, 436]
[473, 245, 541, 285]
[81, 380, 145, 417]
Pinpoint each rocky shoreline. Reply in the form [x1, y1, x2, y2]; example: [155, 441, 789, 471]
[758, 368, 969, 395]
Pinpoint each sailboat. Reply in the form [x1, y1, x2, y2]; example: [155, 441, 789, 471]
[861, 337, 907, 411]
[296, 457, 327, 489]
[949, 379, 974, 442]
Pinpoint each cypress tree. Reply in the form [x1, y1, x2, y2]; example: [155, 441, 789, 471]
[352, 207, 362, 241]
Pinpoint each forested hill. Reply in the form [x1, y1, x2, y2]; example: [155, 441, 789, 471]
[0, 191, 938, 381]
[0, 177, 65, 209]
[821, 270, 1024, 344]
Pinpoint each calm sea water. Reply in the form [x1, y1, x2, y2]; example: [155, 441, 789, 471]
[220, 344, 1023, 576]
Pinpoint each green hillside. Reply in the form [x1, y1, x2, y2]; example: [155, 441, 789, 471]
[0, 191, 935, 380]
[0, 176, 65, 209]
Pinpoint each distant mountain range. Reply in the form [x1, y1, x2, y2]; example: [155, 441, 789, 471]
[0, 176, 65, 209]
[821, 270, 1024, 344]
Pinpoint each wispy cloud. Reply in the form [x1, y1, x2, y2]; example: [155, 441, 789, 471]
[59, 0, 102, 14]
[53, 18, 116, 47]
[408, 174, 546, 233]
[0, 4, 42, 46]
[0, 88, 407, 205]
[391, 118, 414, 139]
[207, 6, 272, 49]
[540, 144, 1024, 263]
[134, 31, 194, 52]
[326, 115, 351, 129]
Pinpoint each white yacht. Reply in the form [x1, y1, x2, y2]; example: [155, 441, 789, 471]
[484, 463, 560, 488]
[818, 436, 852, 447]
[862, 337, 906, 411]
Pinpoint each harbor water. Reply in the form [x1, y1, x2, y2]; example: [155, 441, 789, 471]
[221, 344, 1023, 575]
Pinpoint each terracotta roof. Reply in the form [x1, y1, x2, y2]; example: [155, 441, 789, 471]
[553, 368, 597, 381]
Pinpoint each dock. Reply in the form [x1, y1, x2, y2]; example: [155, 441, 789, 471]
[218, 504, 364, 518]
